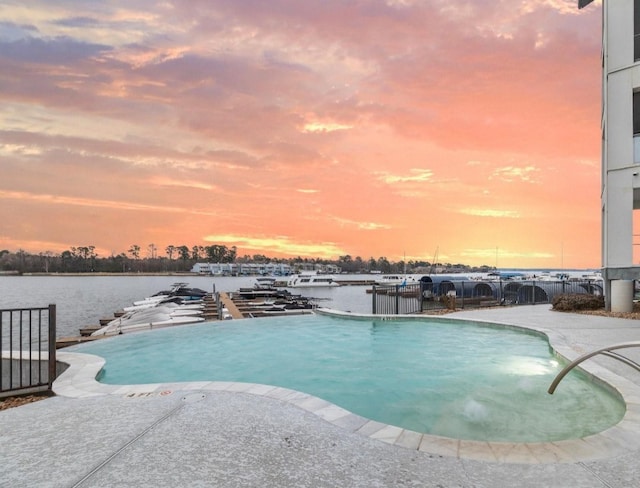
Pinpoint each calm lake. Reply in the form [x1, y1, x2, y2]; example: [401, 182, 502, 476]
[0, 275, 374, 338]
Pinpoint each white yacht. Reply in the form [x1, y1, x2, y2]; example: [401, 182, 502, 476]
[374, 274, 416, 286]
[287, 272, 340, 288]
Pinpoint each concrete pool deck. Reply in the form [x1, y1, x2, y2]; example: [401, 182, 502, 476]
[3, 305, 640, 487]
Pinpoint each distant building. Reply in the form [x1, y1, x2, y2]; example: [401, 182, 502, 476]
[191, 261, 342, 276]
[582, 0, 640, 309]
[191, 262, 292, 276]
[293, 263, 342, 274]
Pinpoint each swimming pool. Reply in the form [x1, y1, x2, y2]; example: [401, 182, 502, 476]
[69, 313, 625, 442]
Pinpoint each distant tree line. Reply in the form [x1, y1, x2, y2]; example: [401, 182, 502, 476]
[0, 246, 495, 275]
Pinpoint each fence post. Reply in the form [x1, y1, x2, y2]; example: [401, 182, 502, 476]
[531, 281, 536, 305]
[48, 304, 56, 389]
[372, 285, 377, 314]
[395, 285, 400, 314]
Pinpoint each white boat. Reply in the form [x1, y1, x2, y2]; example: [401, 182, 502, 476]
[580, 272, 603, 281]
[123, 300, 204, 313]
[104, 305, 203, 328]
[374, 274, 416, 286]
[93, 315, 205, 336]
[254, 277, 278, 290]
[131, 283, 208, 306]
[287, 272, 340, 288]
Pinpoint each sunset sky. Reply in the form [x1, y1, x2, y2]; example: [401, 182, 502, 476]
[0, 1, 602, 268]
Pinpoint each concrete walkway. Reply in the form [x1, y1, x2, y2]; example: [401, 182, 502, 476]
[3, 305, 640, 487]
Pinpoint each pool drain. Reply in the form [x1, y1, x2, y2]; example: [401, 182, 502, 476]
[182, 393, 206, 403]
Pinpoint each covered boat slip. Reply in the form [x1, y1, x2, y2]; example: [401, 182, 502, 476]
[371, 275, 604, 314]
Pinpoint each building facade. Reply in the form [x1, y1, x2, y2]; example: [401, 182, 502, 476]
[191, 262, 293, 276]
[190, 262, 342, 276]
[582, 0, 640, 308]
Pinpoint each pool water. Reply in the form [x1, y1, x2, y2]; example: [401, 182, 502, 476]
[70, 314, 625, 442]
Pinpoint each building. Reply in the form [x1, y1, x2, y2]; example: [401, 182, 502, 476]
[191, 261, 341, 276]
[582, 0, 640, 309]
[191, 262, 293, 276]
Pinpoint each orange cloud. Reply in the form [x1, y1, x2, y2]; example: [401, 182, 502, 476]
[0, 0, 603, 268]
[203, 234, 345, 258]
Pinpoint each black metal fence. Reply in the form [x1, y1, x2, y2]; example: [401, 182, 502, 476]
[371, 279, 604, 315]
[1, 305, 57, 397]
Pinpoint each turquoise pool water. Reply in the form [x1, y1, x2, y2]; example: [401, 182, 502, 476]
[70, 314, 625, 442]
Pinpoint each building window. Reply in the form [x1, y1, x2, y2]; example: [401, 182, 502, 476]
[636, 0, 640, 60]
[635, 92, 640, 135]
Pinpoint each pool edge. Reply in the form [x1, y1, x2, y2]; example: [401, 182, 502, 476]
[48, 309, 640, 465]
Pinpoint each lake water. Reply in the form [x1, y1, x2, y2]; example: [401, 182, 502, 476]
[0, 275, 374, 338]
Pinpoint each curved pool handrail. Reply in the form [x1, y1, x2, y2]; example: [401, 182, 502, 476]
[548, 342, 640, 394]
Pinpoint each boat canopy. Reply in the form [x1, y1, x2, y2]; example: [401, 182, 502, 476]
[418, 275, 469, 283]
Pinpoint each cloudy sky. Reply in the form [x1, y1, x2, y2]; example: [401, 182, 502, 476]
[0, 0, 602, 268]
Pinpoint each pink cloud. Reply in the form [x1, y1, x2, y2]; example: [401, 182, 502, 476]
[0, 1, 603, 267]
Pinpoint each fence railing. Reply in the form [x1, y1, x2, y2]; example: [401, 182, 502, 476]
[1, 305, 57, 397]
[372, 283, 424, 314]
[371, 279, 604, 315]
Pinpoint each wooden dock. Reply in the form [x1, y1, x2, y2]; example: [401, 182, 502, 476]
[219, 292, 245, 319]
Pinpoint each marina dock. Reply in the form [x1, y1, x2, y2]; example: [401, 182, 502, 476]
[56, 282, 317, 348]
[218, 292, 244, 319]
[56, 290, 220, 348]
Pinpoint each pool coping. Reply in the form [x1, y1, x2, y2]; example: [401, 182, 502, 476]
[42, 308, 640, 464]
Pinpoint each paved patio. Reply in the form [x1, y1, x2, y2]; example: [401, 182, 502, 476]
[2, 305, 640, 487]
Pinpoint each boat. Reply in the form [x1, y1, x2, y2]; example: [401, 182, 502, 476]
[236, 277, 292, 299]
[92, 282, 209, 335]
[104, 304, 204, 326]
[123, 297, 204, 313]
[374, 274, 416, 286]
[287, 272, 340, 288]
[254, 277, 278, 290]
[132, 283, 208, 305]
[92, 314, 205, 336]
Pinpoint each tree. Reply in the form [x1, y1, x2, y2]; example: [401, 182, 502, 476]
[128, 245, 140, 260]
[338, 255, 354, 272]
[106, 253, 128, 272]
[147, 243, 157, 259]
[191, 245, 203, 260]
[377, 257, 391, 273]
[39, 251, 53, 273]
[178, 245, 190, 261]
[166, 245, 176, 260]
[205, 244, 229, 263]
[67, 246, 97, 272]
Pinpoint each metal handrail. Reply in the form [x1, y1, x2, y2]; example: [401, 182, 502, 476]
[548, 342, 640, 394]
